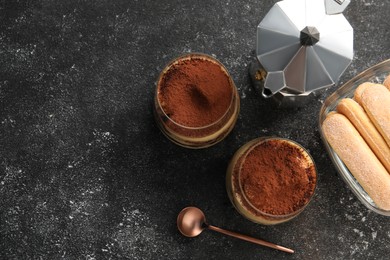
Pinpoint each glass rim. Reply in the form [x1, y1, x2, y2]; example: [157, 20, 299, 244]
[237, 137, 318, 219]
[155, 52, 237, 130]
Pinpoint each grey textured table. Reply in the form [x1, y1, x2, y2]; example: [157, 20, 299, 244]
[1, 1, 389, 259]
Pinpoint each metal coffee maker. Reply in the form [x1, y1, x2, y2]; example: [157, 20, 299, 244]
[250, 0, 353, 107]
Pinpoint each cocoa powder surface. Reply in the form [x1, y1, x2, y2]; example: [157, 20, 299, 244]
[158, 57, 233, 127]
[239, 139, 316, 215]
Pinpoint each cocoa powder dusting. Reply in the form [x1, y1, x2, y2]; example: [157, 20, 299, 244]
[239, 139, 316, 216]
[158, 57, 233, 127]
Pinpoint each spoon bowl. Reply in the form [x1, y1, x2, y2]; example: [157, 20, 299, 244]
[177, 207, 205, 237]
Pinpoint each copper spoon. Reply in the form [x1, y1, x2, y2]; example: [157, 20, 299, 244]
[177, 207, 294, 254]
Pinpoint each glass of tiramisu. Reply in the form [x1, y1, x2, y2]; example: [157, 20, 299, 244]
[226, 137, 317, 225]
[154, 53, 240, 149]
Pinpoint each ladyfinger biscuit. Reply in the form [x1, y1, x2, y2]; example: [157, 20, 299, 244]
[383, 74, 390, 91]
[322, 113, 390, 210]
[361, 84, 390, 147]
[354, 82, 376, 104]
[337, 98, 390, 173]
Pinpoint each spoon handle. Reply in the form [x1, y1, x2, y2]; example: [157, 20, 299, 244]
[207, 225, 294, 254]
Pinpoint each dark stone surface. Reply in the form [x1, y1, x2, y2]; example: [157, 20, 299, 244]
[1, 0, 389, 259]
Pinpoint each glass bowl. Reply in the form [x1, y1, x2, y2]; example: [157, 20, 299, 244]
[318, 59, 390, 216]
[154, 53, 240, 149]
[226, 137, 317, 225]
